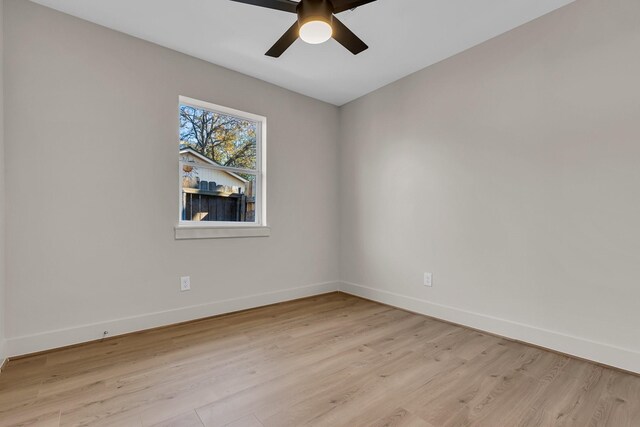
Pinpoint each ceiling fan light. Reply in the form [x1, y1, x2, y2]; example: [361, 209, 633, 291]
[299, 20, 333, 44]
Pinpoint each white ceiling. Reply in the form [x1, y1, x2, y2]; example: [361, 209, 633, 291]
[30, 0, 574, 106]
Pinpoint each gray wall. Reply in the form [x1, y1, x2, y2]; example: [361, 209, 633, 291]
[0, 0, 5, 362]
[339, 0, 640, 372]
[4, 0, 339, 353]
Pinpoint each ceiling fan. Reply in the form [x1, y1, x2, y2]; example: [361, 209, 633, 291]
[230, 0, 378, 57]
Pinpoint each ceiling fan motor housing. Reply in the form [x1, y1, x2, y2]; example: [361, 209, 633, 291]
[230, 0, 374, 56]
[297, 0, 334, 28]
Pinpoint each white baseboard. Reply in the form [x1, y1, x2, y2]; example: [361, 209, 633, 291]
[339, 281, 640, 374]
[6, 281, 340, 358]
[8, 280, 638, 375]
[0, 339, 6, 372]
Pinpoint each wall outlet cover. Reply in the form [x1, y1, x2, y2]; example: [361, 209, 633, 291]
[180, 276, 191, 291]
[424, 272, 433, 287]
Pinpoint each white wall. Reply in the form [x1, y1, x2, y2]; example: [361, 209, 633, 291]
[339, 0, 640, 373]
[0, 0, 6, 364]
[3, 0, 339, 355]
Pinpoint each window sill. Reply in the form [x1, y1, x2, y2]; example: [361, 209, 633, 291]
[174, 225, 271, 240]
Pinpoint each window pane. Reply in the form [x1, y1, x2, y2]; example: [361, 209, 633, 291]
[181, 162, 257, 223]
[179, 104, 257, 170]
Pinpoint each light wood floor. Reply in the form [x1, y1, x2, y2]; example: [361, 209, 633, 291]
[1, 293, 639, 427]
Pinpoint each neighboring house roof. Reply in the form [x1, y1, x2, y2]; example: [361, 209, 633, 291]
[179, 145, 249, 183]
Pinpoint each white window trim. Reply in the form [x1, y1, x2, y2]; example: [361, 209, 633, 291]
[175, 96, 268, 239]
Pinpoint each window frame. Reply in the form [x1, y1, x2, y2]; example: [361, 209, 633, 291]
[175, 96, 268, 238]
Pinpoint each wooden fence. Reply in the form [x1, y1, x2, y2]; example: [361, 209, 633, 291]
[181, 180, 255, 222]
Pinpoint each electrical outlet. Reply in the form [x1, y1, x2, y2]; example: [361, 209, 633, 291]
[180, 276, 191, 291]
[424, 272, 433, 287]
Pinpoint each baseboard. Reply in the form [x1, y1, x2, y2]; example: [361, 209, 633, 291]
[8, 280, 638, 374]
[6, 281, 340, 358]
[339, 281, 640, 375]
[0, 340, 7, 374]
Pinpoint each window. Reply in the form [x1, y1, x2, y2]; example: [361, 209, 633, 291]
[176, 96, 268, 239]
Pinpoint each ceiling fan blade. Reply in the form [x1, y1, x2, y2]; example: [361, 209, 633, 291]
[265, 22, 299, 57]
[331, 16, 368, 55]
[331, 0, 377, 14]
[229, 0, 298, 14]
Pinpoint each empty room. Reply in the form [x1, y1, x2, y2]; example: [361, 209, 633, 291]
[0, 0, 639, 425]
